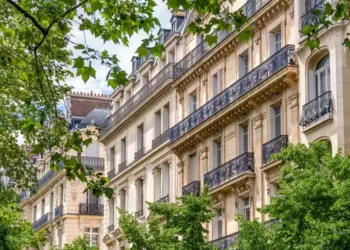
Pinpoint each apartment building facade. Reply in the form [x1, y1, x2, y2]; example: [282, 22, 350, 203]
[20, 92, 111, 249]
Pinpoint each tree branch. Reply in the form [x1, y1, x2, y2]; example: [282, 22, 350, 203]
[5, 0, 47, 35]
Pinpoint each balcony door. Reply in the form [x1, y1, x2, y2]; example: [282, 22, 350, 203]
[314, 54, 330, 99]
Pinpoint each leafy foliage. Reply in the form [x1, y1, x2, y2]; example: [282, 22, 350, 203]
[0, 189, 46, 250]
[235, 142, 350, 250]
[51, 235, 98, 250]
[119, 190, 215, 250]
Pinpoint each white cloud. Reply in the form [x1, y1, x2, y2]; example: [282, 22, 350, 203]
[65, 0, 172, 95]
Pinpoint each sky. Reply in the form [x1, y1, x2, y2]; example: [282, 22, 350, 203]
[65, 0, 172, 95]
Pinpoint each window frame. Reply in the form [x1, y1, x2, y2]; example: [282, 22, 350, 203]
[84, 227, 99, 247]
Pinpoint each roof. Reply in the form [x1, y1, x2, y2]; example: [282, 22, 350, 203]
[79, 108, 111, 126]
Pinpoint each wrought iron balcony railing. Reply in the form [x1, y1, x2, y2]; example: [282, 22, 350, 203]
[157, 194, 170, 203]
[79, 203, 104, 216]
[182, 180, 201, 196]
[134, 148, 145, 162]
[54, 205, 63, 219]
[118, 160, 127, 173]
[262, 135, 288, 165]
[173, 0, 272, 80]
[108, 224, 114, 233]
[32, 212, 53, 231]
[135, 209, 143, 218]
[208, 232, 240, 250]
[102, 63, 174, 133]
[107, 168, 115, 179]
[152, 130, 169, 149]
[204, 152, 254, 190]
[299, 91, 333, 127]
[170, 45, 296, 142]
[301, 0, 326, 29]
[38, 170, 59, 188]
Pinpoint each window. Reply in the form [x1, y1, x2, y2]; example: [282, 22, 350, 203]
[162, 104, 170, 132]
[154, 168, 161, 201]
[120, 189, 126, 210]
[60, 185, 64, 205]
[50, 193, 54, 213]
[240, 125, 249, 153]
[189, 91, 197, 114]
[271, 105, 282, 138]
[305, 0, 324, 12]
[33, 206, 37, 221]
[84, 228, 99, 247]
[159, 34, 164, 44]
[171, 21, 176, 33]
[242, 197, 250, 220]
[121, 137, 127, 162]
[109, 198, 114, 226]
[274, 29, 282, 52]
[155, 109, 161, 138]
[161, 163, 170, 197]
[110, 147, 115, 170]
[315, 54, 330, 98]
[212, 69, 223, 97]
[189, 154, 197, 182]
[137, 179, 144, 212]
[239, 51, 249, 77]
[41, 199, 45, 216]
[212, 209, 223, 240]
[137, 124, 144, 151]
[212, 140, 222, 169]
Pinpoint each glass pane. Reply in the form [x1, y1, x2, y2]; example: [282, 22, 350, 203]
[327, 67, 330, 91]
[217, 141, 222, 167]
[320, 70, 326, 95]
[91, 235, 99, 246]
[84, 228, 90, 233]
[92, 228, 98, 233]
[275, 106, 282, 137]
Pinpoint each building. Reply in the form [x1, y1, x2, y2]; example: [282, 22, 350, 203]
[20, 92, 111, 249]
[99, 0, 302, 248]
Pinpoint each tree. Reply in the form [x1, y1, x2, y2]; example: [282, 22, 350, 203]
[0, 189, 46, 250]
[119, 190, 215, 250]
[0, 0, 349, 198]
[235, 142, 350, 250]
[51, 236, 98, 250]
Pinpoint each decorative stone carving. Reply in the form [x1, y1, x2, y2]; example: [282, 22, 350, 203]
[71, 189, 77, 201]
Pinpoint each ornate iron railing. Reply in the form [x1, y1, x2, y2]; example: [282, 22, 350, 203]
[262, 135, 288, 165]
[32, 212, 53, 231]
[108, 168, 115, 179]
[208, 232, 240, 250]
[134, 148, 145, 162]
[108, 225, 114, 233]
[54, 205, 63, 219]
[102, 63, 174, 133]
[157, 194, 170, 203]
[170, 45, 296, 142]
[79, 203, 104, 216]
[135, 209, 143, 218]
[301, 0, 326, 29]
[38, 170, 59, 188]
[299, 91, 333, 127]
[173, 0, 272, 80]
[152, 130, 169, 149]
[79, 156, 104, 171]
[204, 152, 254, 190]
[182, 180, 201, 196]
[118, 160, 127, 173]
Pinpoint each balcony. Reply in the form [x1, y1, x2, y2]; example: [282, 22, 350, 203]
[32, 212, 53, 231]
[173, 0, 272, 80]
[54, 205, 63, 219]
[157, 194, 170, 203]
[208, 232, 240, 250]
[38, 170, 59, 188]
[170, 45, 296, 142]
[152, 130, 169, 149]
[108, 168, 115, 179]
[118, 160, 127, 173]
[299, 91, 333, 127]
[108, 225, 114, 233]
[79, 156, 104, 171]
[79, 203, 104, 216]
[102, 63, 174, 134]
[301, 0, 326, 30]
[135, 209, 143, 218]
[182, 180, 200, 196]
[134, 148, 145, 162]
[262, 135, 288, 165]
[204, 152, 254, 190]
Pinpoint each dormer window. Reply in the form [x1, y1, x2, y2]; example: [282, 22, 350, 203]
[132, 60, 137, 75]
[171, 21, 176, 33]
[159, 34, 164, 44]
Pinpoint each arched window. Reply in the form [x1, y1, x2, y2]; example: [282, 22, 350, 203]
[314, 54, 330, 97]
